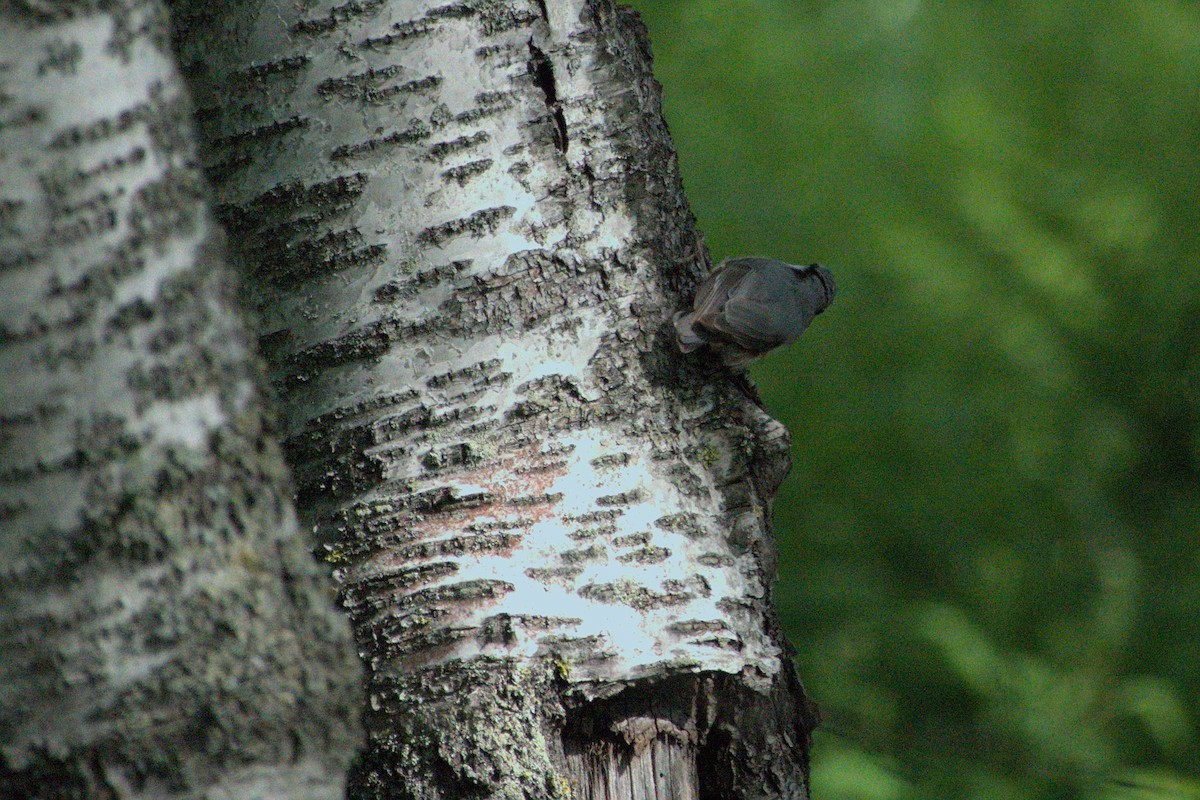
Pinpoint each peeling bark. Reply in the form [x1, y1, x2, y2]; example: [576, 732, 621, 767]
[0, 1, 361, 797]
[171, 0, 819, 796]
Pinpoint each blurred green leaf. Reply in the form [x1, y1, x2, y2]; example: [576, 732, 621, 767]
[812, 743, 910, 800]
[627, 0, 1200, 796]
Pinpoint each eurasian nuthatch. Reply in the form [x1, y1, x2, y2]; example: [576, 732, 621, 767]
[674, 258, 836, 366]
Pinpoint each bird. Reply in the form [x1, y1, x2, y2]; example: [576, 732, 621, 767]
[674, 258, 836, 367]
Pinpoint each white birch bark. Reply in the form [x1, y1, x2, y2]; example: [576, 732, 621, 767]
[0, 1, 361, 797]
[171, 0, 819, 796]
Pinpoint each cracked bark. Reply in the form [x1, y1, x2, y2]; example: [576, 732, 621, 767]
[171, 0, 820, 797]
[0, 2, 361, 797]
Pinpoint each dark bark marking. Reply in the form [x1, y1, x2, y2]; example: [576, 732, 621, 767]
[560, 544, 605, 565]
[616, 545, 671, 565]
[201, 152, 254, 185]
[480, 613, 582, 640]
[415, 204, 514, 246]
[206, 115, 308, 152]
[667, 619, 733, 637]
[405, 485, 498, 515]
[474, 42, 511, 61]
[327, 515, 462, 562]
[254, 228, 387, 285]
[441, 158, 493, 186]
[360, 19, 436, 49]
[466, 518, 534, 533]
[288, 401, 501, 507]
[323, 487, 519, 561]
[391, 532, 521, 563]
[524, 565, 584, 584]
[0, 105, 45, 136]
[567, 522, 617, 541]
[290, 441, 386, 508]
[476, 3, 539, 35]
[512, 457, 570, 475]
[292, 17, 337, 35]
[539, 634, 612, 664]
[595, 489, 644, 506]
[453, 90, 515, 123]
[425, 1, 479, 20]
[611, 531, 650, 548]
[215, 173, 374, 288]
[47, 207, 116, 243]
[398, 578, 515, 611]
[422, 442, 482, 472]
[291, 0, 387, 36]
[0, 448, 92, 483]
[297, 389, 421, 433]
[230, 54, 310, 84]
[590, 452, 631, 469]
[318, 70, 442, 104]
[373, 260, 471, 304]
[505, 491, 562, 507]
[667, 461, 708, 497]
[425, 130, 490, 162]
[655, 512, 705, 539]
[526, 41, 568, 154]
[316, 64, 400, 96]
[562, 509, 623, 524]
[340, 564, 461, 611]
[330, 122, 432, 161]
[472, 90, 516, 105]
[577, 582, 693, 611]
[39, 144, 147, 194]
[691, 636, 745, 651]
[48, 101, 153, 149]
[425, 357, 504, 389]
[373, 623, 477, 659]
[0, 749, 118, 799]
[696, 552, 736, 567]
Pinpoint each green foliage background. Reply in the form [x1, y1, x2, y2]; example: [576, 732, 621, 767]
[624, 1, 1200, 797]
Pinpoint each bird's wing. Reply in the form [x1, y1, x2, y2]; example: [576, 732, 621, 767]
[713, 294, 792, 352]
[690, 259, 754, 334]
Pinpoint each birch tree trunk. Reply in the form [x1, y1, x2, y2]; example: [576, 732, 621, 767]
[0, 2, 361, 797]
[171, 0, 820, 796]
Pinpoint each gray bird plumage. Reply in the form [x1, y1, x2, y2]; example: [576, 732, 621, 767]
[674, 258, 836, 366]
